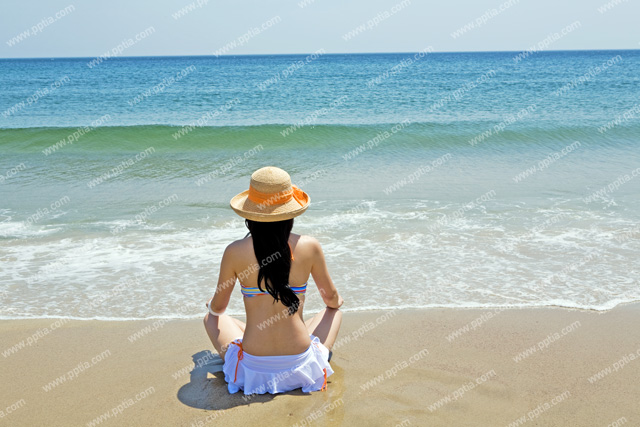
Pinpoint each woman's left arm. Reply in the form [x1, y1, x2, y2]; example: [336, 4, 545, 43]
[207, 244, 237, 314]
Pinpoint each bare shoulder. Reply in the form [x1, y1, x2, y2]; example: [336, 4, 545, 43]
[225, 236, 252, 259]
[296, 234, 323, 255]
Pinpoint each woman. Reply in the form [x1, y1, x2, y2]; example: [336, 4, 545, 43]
[204, 166, 344, 395]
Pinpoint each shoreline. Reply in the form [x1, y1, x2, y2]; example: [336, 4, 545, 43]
[1, 304, 639, 426]
[2, 299, 639, 322]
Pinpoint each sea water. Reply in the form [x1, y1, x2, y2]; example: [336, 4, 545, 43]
[1, 50, 639, 318]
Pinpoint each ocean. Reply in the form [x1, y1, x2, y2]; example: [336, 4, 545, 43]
[1, 50, 639, 319]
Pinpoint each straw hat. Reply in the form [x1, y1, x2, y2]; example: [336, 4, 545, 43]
[230, 166, 310, 222]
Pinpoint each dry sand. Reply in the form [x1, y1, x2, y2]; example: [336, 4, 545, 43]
[1, 304, 639, 426]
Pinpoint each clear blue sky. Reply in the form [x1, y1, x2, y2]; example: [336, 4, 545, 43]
[1, 0, 638, 58]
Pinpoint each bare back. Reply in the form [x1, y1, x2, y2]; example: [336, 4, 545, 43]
[210, 232, 341, 356]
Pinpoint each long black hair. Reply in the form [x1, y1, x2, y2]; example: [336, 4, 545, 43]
[245, 218, 300, 315]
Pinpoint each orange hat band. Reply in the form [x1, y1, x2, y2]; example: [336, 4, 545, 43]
[247, 184, 306, 207]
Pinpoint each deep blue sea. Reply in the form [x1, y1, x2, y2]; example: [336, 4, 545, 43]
[1, 50, 639, 319]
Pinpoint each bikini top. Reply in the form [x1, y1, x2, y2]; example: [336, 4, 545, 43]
[241, 282, 308, 298]
[240, 242, 308, 298]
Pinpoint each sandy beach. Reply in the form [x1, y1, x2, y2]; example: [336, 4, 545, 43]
[1, 304, 638, 426]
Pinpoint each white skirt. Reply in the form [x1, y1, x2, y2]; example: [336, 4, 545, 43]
[222, 334, 334, 395]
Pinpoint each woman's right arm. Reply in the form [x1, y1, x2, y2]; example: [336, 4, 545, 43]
[309, 237, 344, 309]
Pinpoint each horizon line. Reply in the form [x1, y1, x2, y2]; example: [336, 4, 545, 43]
[1, 47, 639, 60]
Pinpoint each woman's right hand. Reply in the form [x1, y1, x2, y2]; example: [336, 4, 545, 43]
[328, 295, 344, 309]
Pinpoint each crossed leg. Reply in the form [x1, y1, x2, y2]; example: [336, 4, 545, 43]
[304, 307, 343, 351]
[203, 313, 246, 361]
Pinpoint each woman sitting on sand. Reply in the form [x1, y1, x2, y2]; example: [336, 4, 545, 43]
[204, 166, 343, 395]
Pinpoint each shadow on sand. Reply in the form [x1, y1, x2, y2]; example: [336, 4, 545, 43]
[177, 350, 309, 410]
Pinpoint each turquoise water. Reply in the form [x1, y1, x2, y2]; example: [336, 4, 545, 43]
[1, 51, 639, 318]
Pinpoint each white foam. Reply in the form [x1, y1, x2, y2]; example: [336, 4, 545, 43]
[1, 199, 639, 319]
[0, 221, 61, 238]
